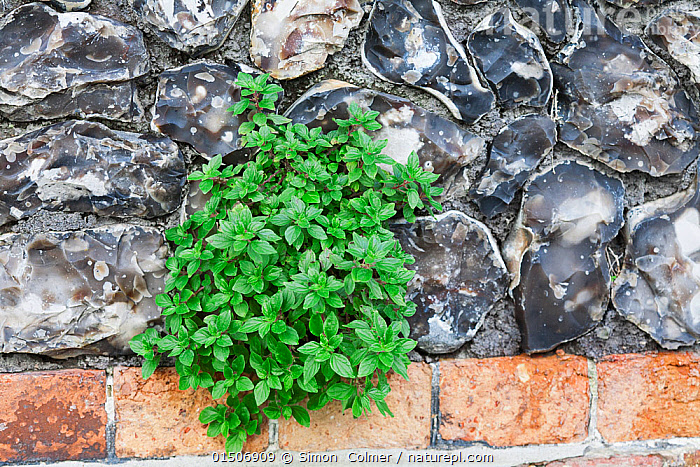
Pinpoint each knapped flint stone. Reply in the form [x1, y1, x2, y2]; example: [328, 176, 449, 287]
[0, 3, 149, 122]
[362, 0, 495, 123]
[468, 9, 553, 109]
[285, 80, 486, 195]
[135, 0, 247, 56]
[46, 0, 92, 11]
[552, 0, 700, 176]
[0, 82, 143, 123]
[605, 0, 664, 7]
[152, 62, 265, 160]
[251, 0, 363, 80]
[391, 211, 508, 354]
[0, 120, 186, 226]
[647, 10, 700, 85]
[513, 0, 568, 43]
[612, 169, 700, 349]
[0, 225, 167, 357]
[471, 115, 557, 218]
[503, 160, 625, 353]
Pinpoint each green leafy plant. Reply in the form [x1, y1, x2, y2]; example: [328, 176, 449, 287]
[130, 73, 443, 451]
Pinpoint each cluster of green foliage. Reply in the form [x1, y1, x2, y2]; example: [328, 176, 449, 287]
[130, 73, 443, 451]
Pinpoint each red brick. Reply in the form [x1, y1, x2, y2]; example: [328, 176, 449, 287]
[545, 455, 664, 466]
[278, 363, 432, 450]
[597, 352, 700, 443]
[440, 354, 590, 446]
[684, 450, 700, 466]
[0, 369, 106, 463]
[113, 367, 268, 458]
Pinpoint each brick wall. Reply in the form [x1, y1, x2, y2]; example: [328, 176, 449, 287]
[3, 352, 700, 465]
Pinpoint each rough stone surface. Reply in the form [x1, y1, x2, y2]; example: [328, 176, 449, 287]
[0, 225, 167, 357]
[47, 0, 92, 11]
[152, 61, 263, 160]
[471, 114, 557, 218]
[597, 352, 700, 442]
[134, 0, 247, 56]
[0, 369, 106, 463]
[545, 455, 665, 466]
[362, 0, 494, 123]
[440, 355, 590, 446]
[278, 363, 431, 450]
[513, 0, 569, 43]
[468, 9, 552, 109]
[251, 0, 363, 80]
[285, 80, 485, 198]
[0, 3, 148, 121]
[613, 169, 700, 349]
[647, 10, 700, 85]
[503, 160, 625, 354]
[114, 367, 268, 457]
[391, 211, 508, 354]
[0, 120, 185, 226]
[553, 0, 700, 176]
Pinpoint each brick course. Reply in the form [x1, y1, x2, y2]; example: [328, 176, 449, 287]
[278, 362, 432, 451]
[113, 367, 268, 458]
[0, 369, 106, 463]
[439, 354, 590, 446]
[597, 352, 700, 443]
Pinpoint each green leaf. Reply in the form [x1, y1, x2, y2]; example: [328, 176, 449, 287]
[142, 356, 160, 379]
[307, 224, 327, 240]
[323, 312, 339, 337]
[254, 380, 270, 405]
[327, 382, 356, 400]
[251, 240, 276, 255]
[199, 406, 220, 424]
[179, 349, 195, 367]
[291, 406, 310, 427]
[330, 353, 355, 378]
[236, 377, 255, 391]
[351, 267, 373, 283]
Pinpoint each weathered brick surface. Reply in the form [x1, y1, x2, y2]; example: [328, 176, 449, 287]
[278, 363, 432, 450]
[684, 450, 700, 466]
[545, 455, 665, 466]
[0, 369, 106, 463]
[597, 352, 700, 443]
[113, 367, 268, 458]
[440, 354, 589, 446]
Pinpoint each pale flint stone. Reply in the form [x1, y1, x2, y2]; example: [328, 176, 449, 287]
[251, 0, 363, 80]
[135, 0, 248, 56]
[513, 0, 569, 43]
[0, 225, 167, 357]
[647, 10, 700, 86]
[0, 120, 186, 226]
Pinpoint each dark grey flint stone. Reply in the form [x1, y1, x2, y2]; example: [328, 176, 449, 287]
[362, 0, 494, 124]
[0, 3, 148, 122]
[471, 115, 557, 218]
[0, 225, 167, 357]
[647, 10, 700, 86]
[135, 0, 248, 56]
[613, 167, 700, 349]
[503, 160, 625, 354]
[468, 9, 553, 109]
[251, 0, 363, 80]
[552, 0, 700, 176]
[392, 211, 508, 354]
[513, 0, 568, 43]
[0, 121, 186, 226]
[152, 61, 267, 160]
[285, 80, 486, 196]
